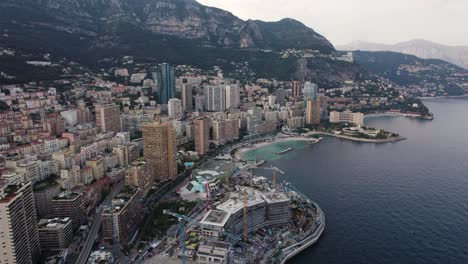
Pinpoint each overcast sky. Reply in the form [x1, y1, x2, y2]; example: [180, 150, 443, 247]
[198, 0, 468, 46]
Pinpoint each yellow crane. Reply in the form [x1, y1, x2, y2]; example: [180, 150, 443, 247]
[264, 166, 285, 189]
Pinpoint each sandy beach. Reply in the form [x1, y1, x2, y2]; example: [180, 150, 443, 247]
[234, 136, 319, 160]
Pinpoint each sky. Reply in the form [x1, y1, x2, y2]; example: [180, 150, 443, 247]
[197, 0, 468, 46]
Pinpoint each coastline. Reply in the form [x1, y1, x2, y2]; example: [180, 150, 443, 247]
[279, 201, 325, 264]
[418, 94, 468, 100]
[234, 136, 319, 160]
[364, 112, 426, 119]
[316, 133, 406, 143]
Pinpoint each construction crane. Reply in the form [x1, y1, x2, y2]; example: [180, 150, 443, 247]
[163, 210, 187, 264]
[163, 210, 240, 263]
[263, 166, 285, 188]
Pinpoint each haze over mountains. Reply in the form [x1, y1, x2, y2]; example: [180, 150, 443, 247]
[338, 39, 468, 70]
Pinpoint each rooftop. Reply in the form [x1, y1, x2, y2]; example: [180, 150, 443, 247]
[200, 210, 231, 227]
[52, 191, 80, 201]
[217, 188, 265, 215]
[0, 182, 30, 203]
[33, 176, 59, 192]
[38, 218, 72, 229]
[261, 191, 290, 204]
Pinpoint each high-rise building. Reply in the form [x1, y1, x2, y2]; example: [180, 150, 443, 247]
[113, 145, 130, 168]
[268, 95, 277, 107]
[181, 84, 193, 112]
[212, 119, 239, 145]
[33, 180, 61, 218]
[225, 85, 240, 110]
[292, 81, 302, 98]
[194, 95, 205, 112]
[306, 99, 321, 126]
[142, 122, 177, 180]
[204, 85, 226, 112]
[168, 98, 183, 119]
[95, 104, 121, 134]
[303, 82, 318, 101]
[157, 63, 176, 104]
[102, 187, 143, 246]
[125, 160, 153, 196]
[38, 218, 73, 250]
[194, 117, 210, 155]
[0, 182, 41, 264]
[318, 95, 329, 120]
[51, 192, 85, 230]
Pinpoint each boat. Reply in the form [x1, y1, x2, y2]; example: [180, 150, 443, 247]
[276, 147, 293, 154]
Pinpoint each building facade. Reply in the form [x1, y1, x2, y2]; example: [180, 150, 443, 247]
[181, 84, 193, 112]
[157, 63, 176, 104]
[194, 117, 210, 155]
[142, 122, 177, 180]
[204, 86, 226, 112]
[95, 104, 121, 134]
[329, 110, 364, 126]
[0, 182, 41, 264]
[306, 99, 321, 126]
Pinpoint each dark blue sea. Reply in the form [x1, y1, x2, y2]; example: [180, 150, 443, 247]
[254, 98, 468, 264]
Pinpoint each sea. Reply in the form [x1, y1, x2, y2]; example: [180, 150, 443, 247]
[244, 98, 468, 264]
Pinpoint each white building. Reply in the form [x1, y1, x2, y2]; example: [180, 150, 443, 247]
[268, 95, 277, 107]
[329, 110, 364, 126]
[197, 241, 231, 264]
[168, 98, 183, 119]
[225, 85, 240, 110]
[60, 109, 78, 126]
[204, 85, 226, 112]
[182, 84, 193, 112]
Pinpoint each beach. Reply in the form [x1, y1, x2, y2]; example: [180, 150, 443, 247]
[234, 136, 319, 160]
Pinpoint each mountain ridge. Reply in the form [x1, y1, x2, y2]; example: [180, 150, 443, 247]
[337, 39, 468, 70]
[0, 0, 335, 52]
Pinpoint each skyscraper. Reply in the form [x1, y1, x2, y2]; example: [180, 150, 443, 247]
[292, 81, 302, 98]
[168, 98, 183, 119]
[181, 84, 193, 112]
[0, 182, 41, 264]
[125, 160, 153, 196]
[142, 122, 177, 180]
[157, 63, 176, 104]
[51, 191, 85, 230]
[194, 117, 210, 155]
[225, 85, 240, 110]
[306, 99, 321, 126]
[95, 104, 122, 134]
[204, 85, 226, 112]
[303, 82, 318, 101]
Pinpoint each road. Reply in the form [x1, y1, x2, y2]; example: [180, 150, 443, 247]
[74, 180, 125, 264]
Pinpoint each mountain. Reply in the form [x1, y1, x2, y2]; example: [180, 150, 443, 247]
[337, 39, 468, 70]
[353, 50, 467, 95]
[0, 0, 334, 53]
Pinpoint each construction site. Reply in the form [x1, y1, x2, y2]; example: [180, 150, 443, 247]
[143, 162, 325, 264]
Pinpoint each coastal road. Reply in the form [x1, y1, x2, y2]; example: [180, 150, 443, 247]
[74, 180, 125, 264]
